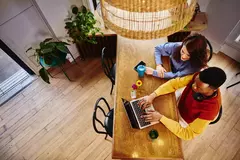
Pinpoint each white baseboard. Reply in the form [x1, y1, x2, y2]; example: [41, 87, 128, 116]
[220, 44, 240, 62]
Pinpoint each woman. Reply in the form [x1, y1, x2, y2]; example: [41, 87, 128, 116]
[145, 33, 209, 79]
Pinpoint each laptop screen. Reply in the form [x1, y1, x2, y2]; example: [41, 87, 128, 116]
[121, 98, 139, 128]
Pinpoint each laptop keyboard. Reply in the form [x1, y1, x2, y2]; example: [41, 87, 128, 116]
[131, 100, 151, 127]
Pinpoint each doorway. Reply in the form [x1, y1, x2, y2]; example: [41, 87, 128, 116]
[0, 40, 35, 106]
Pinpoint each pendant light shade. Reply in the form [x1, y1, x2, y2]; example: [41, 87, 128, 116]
[101, 0, 197, 39]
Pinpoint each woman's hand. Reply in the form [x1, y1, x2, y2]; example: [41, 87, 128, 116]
[145, 67, 154, 75]
[142, 110, 163, 122]
[138, 93, 157, 110]
[156, 65, 166, 78]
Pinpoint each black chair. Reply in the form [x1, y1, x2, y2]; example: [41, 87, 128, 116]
[205, 38, 213, 62]
[93, 97, 114, 139]
[209, 105, 223, 125]
[101, 47, 116, 95]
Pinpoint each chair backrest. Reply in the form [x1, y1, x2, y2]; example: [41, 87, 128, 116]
[167, 31, 191, 42]
[205, 38, 213, 62]
[209, 105, 222, 125]
[101, 47, 115, 83]
[93, 97, 113, 138]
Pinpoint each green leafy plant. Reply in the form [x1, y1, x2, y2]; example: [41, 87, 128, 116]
[26, 38, 70, 84]
[65, 5, 102, 44]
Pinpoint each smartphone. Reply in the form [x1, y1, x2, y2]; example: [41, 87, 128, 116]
[134, 61, 146, 72]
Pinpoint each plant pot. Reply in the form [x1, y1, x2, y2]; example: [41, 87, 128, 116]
[39, 52, 67, 67]
[75, 35, 117, 59]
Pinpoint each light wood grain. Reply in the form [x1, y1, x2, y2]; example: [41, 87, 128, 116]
[112, 37, 183, 159]
[0, 37, 239, 160]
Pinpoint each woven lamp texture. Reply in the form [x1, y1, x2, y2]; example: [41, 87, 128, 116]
[101, 0, 197, 39]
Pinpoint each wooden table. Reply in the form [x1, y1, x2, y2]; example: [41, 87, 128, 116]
[112, 36, 183, 159]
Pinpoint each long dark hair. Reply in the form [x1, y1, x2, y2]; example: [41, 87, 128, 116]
[172, 33, 208, 68]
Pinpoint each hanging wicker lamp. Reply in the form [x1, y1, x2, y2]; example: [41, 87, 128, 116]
[101, 0, 197, 39]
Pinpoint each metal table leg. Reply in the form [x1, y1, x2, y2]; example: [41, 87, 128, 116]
[59, 64, 71, 81]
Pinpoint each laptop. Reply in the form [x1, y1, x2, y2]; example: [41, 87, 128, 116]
[122, 97, 159, 129]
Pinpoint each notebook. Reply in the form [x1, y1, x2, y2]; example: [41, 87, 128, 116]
[122, 97, 159, 129]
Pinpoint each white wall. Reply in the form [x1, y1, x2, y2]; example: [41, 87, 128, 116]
[0, 0, 94, 75]
[224, 20, 240, 51]
[33, 0, 93, 58]
[0, 0, 32, 25]
[197, 0, 210, 12]
[220, 20, 240, 62]
[0, 0, 53, 74]
[221, 44, 240, 62]
[198, 0, 240, 53]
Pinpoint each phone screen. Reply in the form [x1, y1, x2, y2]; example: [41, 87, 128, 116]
[134, 61, 146, 71]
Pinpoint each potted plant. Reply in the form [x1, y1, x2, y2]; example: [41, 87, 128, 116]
[26, 38, 70, 84]
[65, 5, 102, 44]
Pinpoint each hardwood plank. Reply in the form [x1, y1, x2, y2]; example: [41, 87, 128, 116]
[85, 140, 112, 160]
[65, 86, 113, 160]
[234, 118, 240, 132]
[3, 88, 81, 158]
[74, 136, 110, 160]
[216, 128, 240, 160]
[1, 99, 37, 130]
[233, 148, 240, 160]
[199, 146, 222, 160]
[104, 153, 115, 160]
[31, 77, 110, 159]
[0, 48, 240, 160]
[9, 87, 97, 159]
[34, 84, 111, 159]
[6, 67, 105, 159]
[0, 58, 100, 141]
[0, 92, 24, 115]
[210, 100, 240, 150]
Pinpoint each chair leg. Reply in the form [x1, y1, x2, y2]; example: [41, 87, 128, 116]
[59, 64, 71, 81]
[69, 52, 77, 64]
[110, 83, 114, 95]
[226, 81, 240, 89]
[105, 134, 108, 139]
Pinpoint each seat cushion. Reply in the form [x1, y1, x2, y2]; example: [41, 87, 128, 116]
[104, 109, 114, 137]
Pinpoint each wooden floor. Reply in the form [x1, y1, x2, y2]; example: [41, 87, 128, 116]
[0, 51, 240, 160]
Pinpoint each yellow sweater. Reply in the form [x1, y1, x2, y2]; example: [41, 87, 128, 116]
[154, 75, 211, 140]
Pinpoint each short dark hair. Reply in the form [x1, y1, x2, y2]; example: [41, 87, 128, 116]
[173, 33, 208, 68]
[199, 67, 227, 89]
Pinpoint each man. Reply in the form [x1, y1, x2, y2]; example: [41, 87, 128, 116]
[139, 67, 226, 140]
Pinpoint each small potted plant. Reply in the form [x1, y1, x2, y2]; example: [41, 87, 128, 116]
[65, 5, 103, 59]
[26, 38, 70, 84]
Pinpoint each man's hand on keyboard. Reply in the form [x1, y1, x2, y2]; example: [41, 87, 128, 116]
[138, 96, 152, 110]
[138, 93, 157, 110]
[141, 110, 163, 122]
